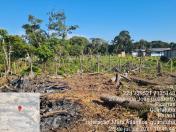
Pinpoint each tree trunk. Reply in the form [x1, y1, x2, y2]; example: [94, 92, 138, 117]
[7, 46, 12, 74]
[139, 57, 142, 73]
[44, 62, 47, 73]
[109, 54, 111, 71]
[110, 75, 159, 85]
[170, 59, 173, 73]
[2, 45, 12, 76]
[115, 73, 121, 89]
[79, 55, 83, 76]
[13, 62, 17, 75]
[100, 94, 154, 110]
[156, 59, 162, 76]
[97, 54, 100, 73]
[55, 62, 58, 75]
[131, 76, 159, 85]
[2, 45, 8, 75]
[27, 53, 34, 79]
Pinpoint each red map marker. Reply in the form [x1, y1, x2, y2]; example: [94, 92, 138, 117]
[18, 105, 23, 112]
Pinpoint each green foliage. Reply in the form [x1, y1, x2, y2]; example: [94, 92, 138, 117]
[7, 35, 28, 59]
[48, 11, 78, 39]
[85, 38, 108, 55]
[0, 52, 4, 72]
[21, 65, 41, 76]
[133, 40, 173, 50]
[0, 30, 6, 69]
[36, 44, 54, 62]
[70, 36, 89, 47]
[171, 58, 176, 66]
[133, 39, 149, 49]
[69, 45, 82, 56]
[112, 30, 132, 53]
[22, 15, 48, 48]
[1, 11, 176, 76]
[69, 36, 89, 56]
[0, 29, 8, 38]
[58, 64, 79, 75]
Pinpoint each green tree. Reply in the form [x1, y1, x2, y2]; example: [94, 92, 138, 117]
[113, 30, 132, 53]
[150, 41, 170, 48]
[0, 29, 28, 75]
[8, 35, 28, 60]
[0, 29, 13, 75]
[69, 36, 89, 56]
[85, 38, 108, 55]
[48, 11, 79, 39]
[170, 42, 176, 49]
[22, 15, 45, 76]
[133, 39, 149, 49]
[22, 15, 48, 48]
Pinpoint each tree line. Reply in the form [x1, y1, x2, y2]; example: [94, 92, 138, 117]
[0, 11, 176, 76]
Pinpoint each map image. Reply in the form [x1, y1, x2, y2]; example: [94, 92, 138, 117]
[0, 93, 40, 132]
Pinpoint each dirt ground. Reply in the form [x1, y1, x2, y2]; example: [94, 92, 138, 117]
[45, 72, 176, 132]
[0, 72, 176, 132]
[45, 73, 134, 132]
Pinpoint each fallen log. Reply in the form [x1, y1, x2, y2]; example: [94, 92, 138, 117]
[168, 73, 176, 78]
[121, 74, 131, 81]
[41, 110, 68, 118]
[110, 73, 131, 83]
[130, 77, 159, 85]
[0, 85, 17, 92]
[110, 75, 158, 85]
[100, 94, 154, 111]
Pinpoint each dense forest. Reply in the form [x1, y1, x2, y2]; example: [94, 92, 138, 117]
[0, 11, 176, 76]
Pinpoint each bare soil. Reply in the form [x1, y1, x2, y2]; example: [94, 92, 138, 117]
[0, 72, 176, 132]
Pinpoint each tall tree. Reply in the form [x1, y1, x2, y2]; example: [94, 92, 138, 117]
[113, 30, 132, 53]
[22, 15, 48, 48]
[0, 29, 12, 75]
[0, 30, 27, 75]
[22, 15, 47, 76]
[47, 11, 79, 39]
[133, 39, 149, 49]
[69, 36, 89, 56]
[150, 41, 170, 48]
[85, 38, 108, 55]
[170, 42, 176, 49]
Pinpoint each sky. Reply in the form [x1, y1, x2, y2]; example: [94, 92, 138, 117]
[0, 0, 176, 42]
